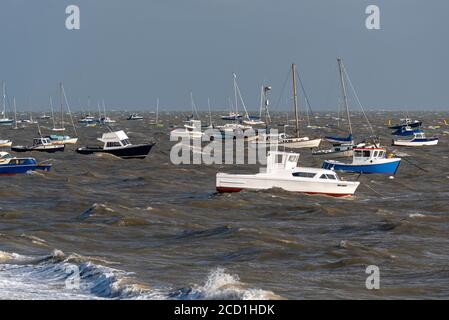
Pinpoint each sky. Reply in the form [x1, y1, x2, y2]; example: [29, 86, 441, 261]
[0, 0, 448, 111]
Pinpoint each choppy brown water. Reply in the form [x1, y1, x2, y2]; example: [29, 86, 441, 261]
[1, 111, 449, 299]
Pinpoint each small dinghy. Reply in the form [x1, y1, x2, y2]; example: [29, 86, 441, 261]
[11, 137, 65, 153]
[322, 146, 401, 175]
[392, 131, 438, 147]
[0, 152, 51, 175]
[76, 130, 154, 159]
[216, 151, 360, 197]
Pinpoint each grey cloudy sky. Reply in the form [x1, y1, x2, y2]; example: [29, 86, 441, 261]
[0, 0, 448, 111]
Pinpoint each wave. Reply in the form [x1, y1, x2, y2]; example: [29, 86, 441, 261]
[0, 249, 278, 300]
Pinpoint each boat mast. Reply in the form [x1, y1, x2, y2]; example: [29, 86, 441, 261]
[156, 98, 159, 123]
[292, 63, 300, 138]
[50, 96, 56, 129]
[337, 58, 352, 136]
[60, 82, 64, 129]
[13, 97, 18, 129]
[233, 73, 238, 117]
[207, 98, 212, 127]
[2, 81, 6, 119]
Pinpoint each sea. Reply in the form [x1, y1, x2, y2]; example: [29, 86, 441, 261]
[1, 110, 448, 299]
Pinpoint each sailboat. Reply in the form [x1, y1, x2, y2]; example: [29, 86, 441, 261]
[48, 83, 78, 144]
[321, 58, 401, 174]
[243, 85, 267, 126]
[216, 74, 253, 138]
[279, 64, 321, 149]
[148, 98, 163, 127]
[0, 82, 14, 125]
[99, 99, 116, 124]
[313, 58, 355, 158]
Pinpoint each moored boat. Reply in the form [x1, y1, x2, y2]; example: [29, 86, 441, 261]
[11, 137, 65, 153]
[0, 152, 52, 175]
[322, 146, 401, 175]
[127, 114, 144, 120]
[216, 151, 360, 197]
[76, 130, 154, 159]
[0, 139, 12, 147]
[392, 131, 438, 147]
[47, 135, 78, 145]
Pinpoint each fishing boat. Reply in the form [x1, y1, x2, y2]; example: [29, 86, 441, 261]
[322, 146, 401, 175]
[0, 139, 12, 147]
[216, 151, 360, 197]
[11, 137, 65, 153]
[127, 114, 143, 120]
[0, 152, 52, 175]
[392, 131, 438, 147]
[76, 130, 154, 159]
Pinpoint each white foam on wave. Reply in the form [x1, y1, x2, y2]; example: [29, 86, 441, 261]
[0, 250, 278, 300]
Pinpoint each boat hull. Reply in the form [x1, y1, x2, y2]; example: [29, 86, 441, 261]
[322, 158, 401, 175]
[312, 149, 353, 159]
[50, 138, 78, 145]
[282, 138, 321, 149]
[76, 143, 154, 159]
[392, 138, 439, 147]
[216, 173, 359, 197]
[0, 162, 52, 175]
[11, 145, 65, 153]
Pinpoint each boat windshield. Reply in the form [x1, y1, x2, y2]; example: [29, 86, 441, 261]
[0, 153, 13, 159]
[121, 139, 130, 146]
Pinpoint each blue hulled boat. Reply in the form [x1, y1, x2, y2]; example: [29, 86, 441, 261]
[325, 134, 353, 144]
[0, 152, 52, 175]
[322, 147, 401, 175]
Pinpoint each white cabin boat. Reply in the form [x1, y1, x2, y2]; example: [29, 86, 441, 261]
[216, 151, 360, 197]
[392, 131, 438, 147]
[0, 139, 12, 147]
[170, 119, 204, 139]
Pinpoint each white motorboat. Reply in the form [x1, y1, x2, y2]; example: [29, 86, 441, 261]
[170, 119, 204, 139]
[392, 131, 438, 147]
[216, 151, 360, 197]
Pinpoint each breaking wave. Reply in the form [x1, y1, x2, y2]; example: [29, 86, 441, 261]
[0, 250, 279, 300]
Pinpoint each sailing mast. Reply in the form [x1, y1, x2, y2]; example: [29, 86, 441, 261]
[13, 97, 18, 129]
[60, 82, 64, 130]
[156, 98, 159, 124]
[2, 81, 6, 119]
[50, 96, 56, 129]
[292, 63, 300, 138]
[337, 58, 352, 136]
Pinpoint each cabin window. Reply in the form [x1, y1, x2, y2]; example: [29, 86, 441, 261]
[325, 174, 336, 180]
[319, 174, 328, 179]
[363, 150, 371, 157]
[288, 155, 298, 163]
[354, 150, 362, 157]
[373, 151, 378, 157]
[276, 154, 283, 164]
[378, 151, 384, 157]
[292, 172, 316, 178]
[106, 142, 121, 148]
[121, 139, 130, 146]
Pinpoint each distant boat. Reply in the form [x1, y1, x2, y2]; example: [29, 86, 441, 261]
[392, 131, 438, 147]
[388, 118, 422, 130]
[40, 114, 51, 120]
[76, 130, 154, 159]
[221, 112, 242, 121]
[46, 135, 78, 145]
[127, 114, 143, 120]
[0, 139, 12, 147]
[216, 151, 360, 197]
[322, 146, 401, 175]
[0, 82, 13, 125]
[171, 119, 204, 139]
[0, 152, 52, 175]
[11, 137, 65, 153]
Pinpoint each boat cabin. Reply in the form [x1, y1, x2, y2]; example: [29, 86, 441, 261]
[33, 138, 52, 146]
[353, 147, 387, 163]
[184, 120, 202, 132]
[266, 151, 299, 173]
[98, 130, 132, 149]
